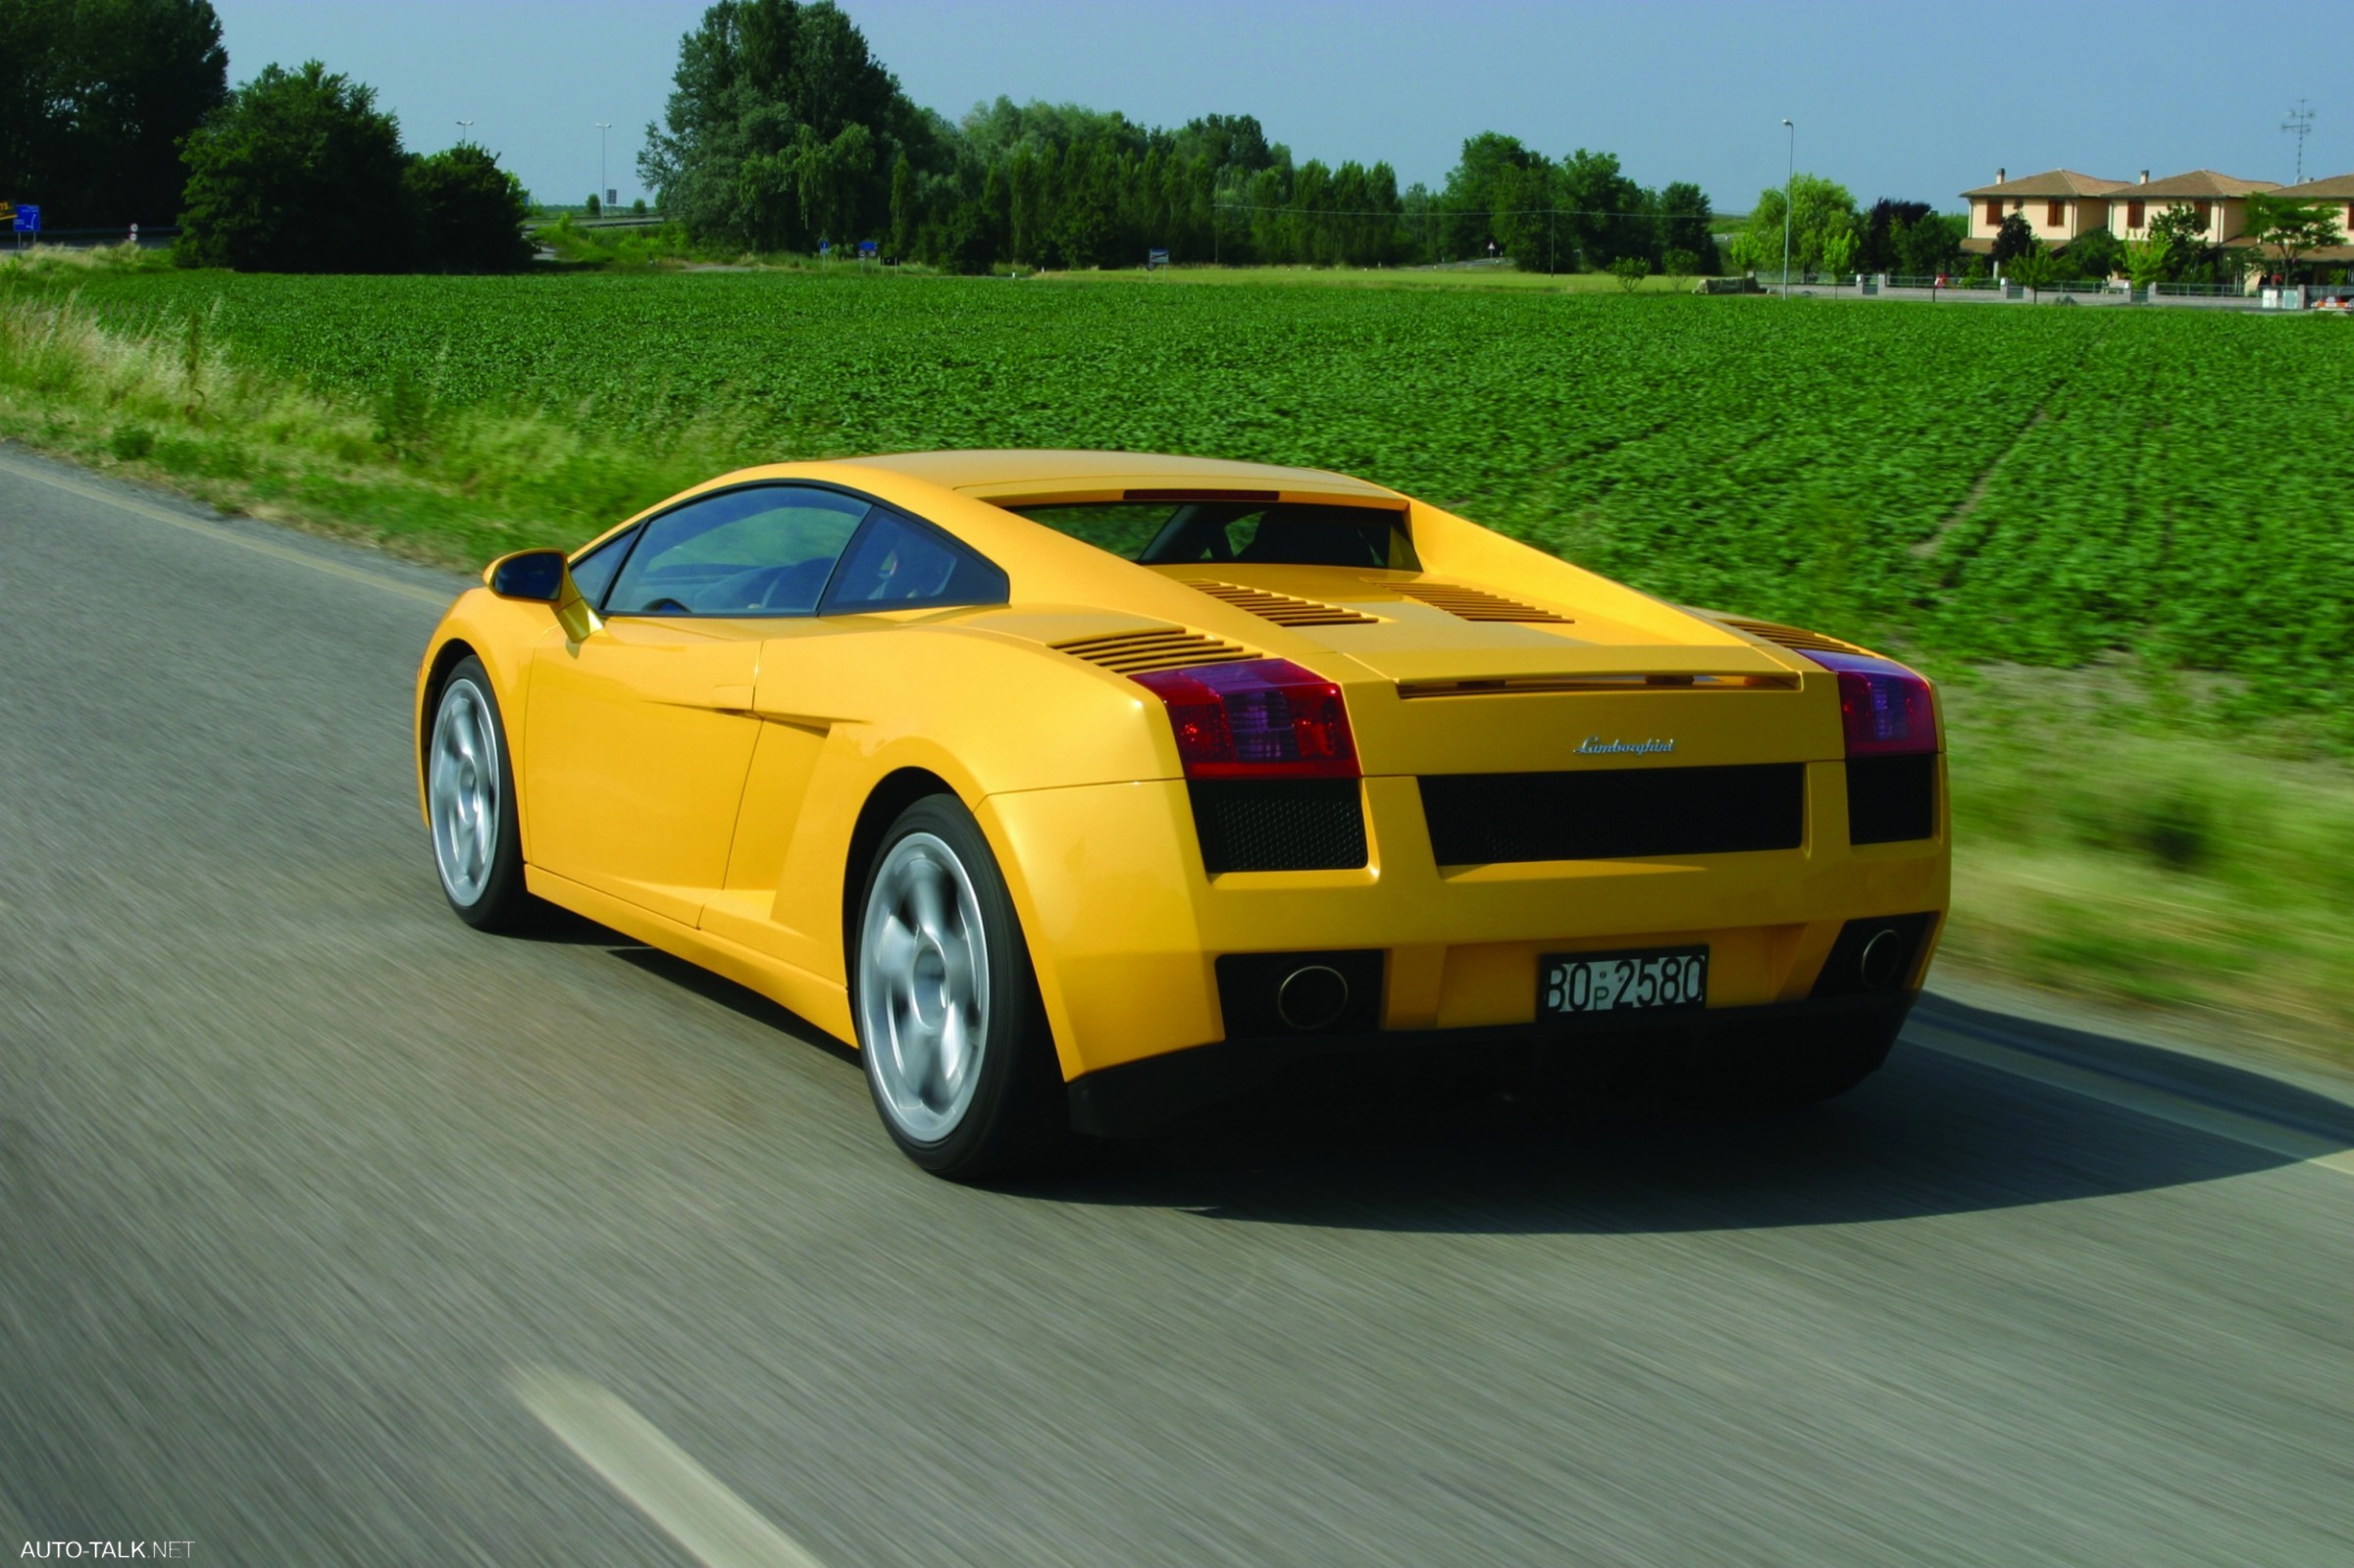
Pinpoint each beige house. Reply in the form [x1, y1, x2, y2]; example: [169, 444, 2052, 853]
[2108, 170, 2278, 243]
[1959, 167, 2295, 257]
[1959, 169, 2125, 254]
[2242, 173, 2354, 269]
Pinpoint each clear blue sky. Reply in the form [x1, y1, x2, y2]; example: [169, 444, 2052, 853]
[212, 0, 2346, 214]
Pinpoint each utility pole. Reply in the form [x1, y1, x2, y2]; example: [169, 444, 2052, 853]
[1780, 119, 1795, 296]
[596, 123, 612, 211]
[2282, 99, 2316, 184]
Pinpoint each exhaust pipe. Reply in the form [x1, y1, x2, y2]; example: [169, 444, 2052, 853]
[1858, 929, 1904, 990]
[1276, 965, 1350, 1032]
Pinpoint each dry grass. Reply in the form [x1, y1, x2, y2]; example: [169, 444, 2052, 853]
[0, 271, 746, 565]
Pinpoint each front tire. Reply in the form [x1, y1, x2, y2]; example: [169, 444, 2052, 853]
[427, 656, 535, 932]
[853, 795, 1066, 1180]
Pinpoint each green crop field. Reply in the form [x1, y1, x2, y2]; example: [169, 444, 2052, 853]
[47, 268, 2354, 733]
[6, 261, 2353, 1053]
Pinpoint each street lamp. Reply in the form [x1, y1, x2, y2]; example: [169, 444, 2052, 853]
[595, 123, 612, 212]
[455, 119, 474, 144]
[1780, 119, 1794, 297]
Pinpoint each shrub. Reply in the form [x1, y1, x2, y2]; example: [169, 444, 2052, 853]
[176, 61, 408, 273]
[406, 144, 534, 273]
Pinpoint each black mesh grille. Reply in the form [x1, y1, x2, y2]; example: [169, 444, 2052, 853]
[1420, 764, 1805, 865]
[1847, 754, 1937, 844]
[1190, 780, 1368, 874]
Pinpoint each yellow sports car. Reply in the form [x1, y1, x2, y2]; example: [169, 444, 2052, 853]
[416, 451, 1947, 1177]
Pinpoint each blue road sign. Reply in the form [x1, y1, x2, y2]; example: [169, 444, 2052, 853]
[13, 205, 40, 233]
[858, 239, 877, 258]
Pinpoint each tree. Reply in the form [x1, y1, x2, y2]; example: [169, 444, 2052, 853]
[2243, 192, 2345, 281]
[1857, 199, 1934, 275]
[1739, 173, 1857, 278]
[1608, 255, 1649, 292]
[406, 143, 533, 272]
[2123, 231, 2172, 292]
[176, 61, 409, 272]
[0, 0, 228, 228]
[1556, 146, 1646, 270]
[2064, 225, 2124, 280]
[887, 149, 917, 257]
[2008, 243, 2056, 301]
[1893, 212, 1964, 278]
[585, 193, 601, 217]
[2146, 203, 2212, 281]
[1820, 226, 1857, 292]
[1990, 212, 2035, 265]
[1655, 182, 1718, 274]
[640, 0, 930, 252]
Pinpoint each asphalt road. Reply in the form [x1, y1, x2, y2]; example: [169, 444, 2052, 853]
[3, 448, 2349, 1568]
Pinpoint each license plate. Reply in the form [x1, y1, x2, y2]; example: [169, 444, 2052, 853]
[1539, 946, 1709, 1016]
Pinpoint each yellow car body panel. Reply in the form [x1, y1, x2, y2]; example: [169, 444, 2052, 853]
[417, 451, 1950, 1111]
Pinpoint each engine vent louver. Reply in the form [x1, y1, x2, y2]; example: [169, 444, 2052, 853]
[1051, 627, 1259, 675]
[1183, 581, 1379, 627]
[1719, 616, 1868, 656]
[1392, 582, 1573, 624]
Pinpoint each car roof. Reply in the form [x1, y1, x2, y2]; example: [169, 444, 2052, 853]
[844, 449, 1401, 502]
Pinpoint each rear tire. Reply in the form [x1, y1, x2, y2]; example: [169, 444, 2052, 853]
[427, 657, 536, 932]
[852, 795, 1068, 1180]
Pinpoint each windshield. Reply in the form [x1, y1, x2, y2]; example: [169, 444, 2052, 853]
[1011, 501, 1418, 570]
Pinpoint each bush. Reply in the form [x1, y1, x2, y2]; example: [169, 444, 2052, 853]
[2065, 226, 2124, 279]
[1608, 256, 1650, 291]
[176, 61, 408, 273]
[406, 144, 533, 273]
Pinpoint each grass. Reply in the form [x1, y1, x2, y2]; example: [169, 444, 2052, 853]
[1, 257, 2347, 1062]
[1939, 668, 2354, 1057]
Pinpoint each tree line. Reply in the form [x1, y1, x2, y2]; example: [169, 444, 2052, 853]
[640, 1, 1725, 276]
[2, 0, 529, 270]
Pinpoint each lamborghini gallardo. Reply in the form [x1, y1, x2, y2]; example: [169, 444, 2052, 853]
[416, 451, 1948, 1177]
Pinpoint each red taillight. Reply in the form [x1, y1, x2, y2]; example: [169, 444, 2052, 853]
[1805, 650, 1938, 756]
[1130, 659, 1359, 780]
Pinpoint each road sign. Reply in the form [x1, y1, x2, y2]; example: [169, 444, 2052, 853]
[13, 205, 39, 233]
[1148, 247, 1169, 269]
[858, 239, 877, 258]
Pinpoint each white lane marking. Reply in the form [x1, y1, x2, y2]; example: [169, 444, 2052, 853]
[0, 450, 452, 606]
[512, 1368, 831, 1568]
[1910, 1021, 2354, 1180]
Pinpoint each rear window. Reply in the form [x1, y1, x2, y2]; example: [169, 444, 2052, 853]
[1012, 501, 1417, 570]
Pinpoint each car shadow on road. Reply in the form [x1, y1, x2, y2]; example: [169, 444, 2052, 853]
[533, 909, 2352, 1237]
[1014, 995, 2354, 1236]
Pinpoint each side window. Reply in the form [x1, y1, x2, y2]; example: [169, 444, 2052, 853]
[567, 526, 638, 610]
[606, 486, 868, 617]
[820, 508, 1008, 614]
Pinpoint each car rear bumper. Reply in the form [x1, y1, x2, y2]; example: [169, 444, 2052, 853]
[1066, 988, 1919, 1137]
[977, 769, 1948, 1085]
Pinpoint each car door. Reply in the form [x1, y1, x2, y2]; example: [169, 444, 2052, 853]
[697, 505, 1012, 975]
[522, 483, 869, 927]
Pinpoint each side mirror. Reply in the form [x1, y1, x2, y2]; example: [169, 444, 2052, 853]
[486, 548, 568, 602]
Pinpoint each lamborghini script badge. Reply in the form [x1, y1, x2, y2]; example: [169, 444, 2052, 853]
[1578, 736, 1676, 756]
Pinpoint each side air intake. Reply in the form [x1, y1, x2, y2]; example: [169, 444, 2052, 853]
[1184, 582, 1380, 627]
[1052, 629, 1259, 675]
[1392, 582, 1572, 624]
